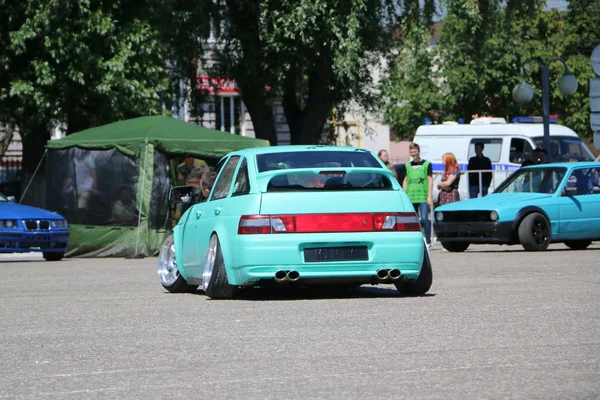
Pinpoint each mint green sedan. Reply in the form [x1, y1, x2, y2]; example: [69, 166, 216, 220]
[158, 146, 431, 299]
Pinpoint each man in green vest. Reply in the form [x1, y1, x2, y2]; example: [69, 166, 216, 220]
[402, 142, 433, 248]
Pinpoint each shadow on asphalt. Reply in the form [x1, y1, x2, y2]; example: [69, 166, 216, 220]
[185, 285, 436, 301]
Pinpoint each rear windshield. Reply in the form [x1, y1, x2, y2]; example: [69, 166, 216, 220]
[256, 150, 381, 172]
[267, 172, 393, 192]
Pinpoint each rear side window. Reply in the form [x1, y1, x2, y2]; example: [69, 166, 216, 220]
[267, 172, 393, 192]
[256, 151, 381, 172]
[467, 139, 502, 162]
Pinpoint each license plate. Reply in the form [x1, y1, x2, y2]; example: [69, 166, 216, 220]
[304, 246, 368, 262]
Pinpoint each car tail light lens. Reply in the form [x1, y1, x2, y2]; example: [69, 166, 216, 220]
[238, 212, 421, 234]
[394, 212, 421, 231]
[238, 215, 271, 234]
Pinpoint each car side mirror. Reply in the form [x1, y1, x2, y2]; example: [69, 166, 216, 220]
[169, 186, 195, 204]
[563, 186, 578, 197]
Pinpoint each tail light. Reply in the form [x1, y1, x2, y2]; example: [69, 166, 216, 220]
[238, 212, 421, 234]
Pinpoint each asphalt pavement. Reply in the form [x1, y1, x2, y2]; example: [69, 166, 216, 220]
[0, 243, 599, 399]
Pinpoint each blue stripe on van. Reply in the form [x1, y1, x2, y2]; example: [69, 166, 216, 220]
[428, 163, 520, 172]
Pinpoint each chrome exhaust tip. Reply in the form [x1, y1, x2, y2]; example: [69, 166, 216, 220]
[275, 270, 289, 283]
[376, 269, 389, 280]
[287, 270, 300, 282]
[388, 269, 401, 280]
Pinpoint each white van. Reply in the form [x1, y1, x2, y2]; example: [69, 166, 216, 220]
[410, 117, 596, 201]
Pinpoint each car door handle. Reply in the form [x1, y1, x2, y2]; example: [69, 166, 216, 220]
[214, 206, 222, 215]
[195, 210, 202, 219]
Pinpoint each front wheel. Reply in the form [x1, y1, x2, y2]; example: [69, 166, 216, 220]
[564, 240, 592, 250]
[202, 234, 236, 299]
[43, 252, 64, 261]
[396, 245, 432, 296]
[440, 241, 470, 252]
[157, 234, 197, 293]
[518, 213, 550, 251]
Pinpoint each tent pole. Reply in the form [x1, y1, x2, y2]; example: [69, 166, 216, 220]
[18, 149, 48, 204]
[127, 140, 148, 259]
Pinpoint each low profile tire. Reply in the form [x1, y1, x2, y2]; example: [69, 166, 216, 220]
[518, 212, 551, 251]
[564, 240, 592, 250]
[202, 234, 236, 300]
[43, 252, 64, 261]
[157, 234, 197, 293]
[396, 246, 432, 297]
[440, 241, 470, 252]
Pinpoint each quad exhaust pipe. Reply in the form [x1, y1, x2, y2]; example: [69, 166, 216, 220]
[376, 269, 402, 281]
[274, 270, 300, 283]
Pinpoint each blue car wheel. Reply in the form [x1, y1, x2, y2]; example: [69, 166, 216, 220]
[518, 213, 551, 251]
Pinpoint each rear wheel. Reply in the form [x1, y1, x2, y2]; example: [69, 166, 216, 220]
[202, 234, 236, 299]
[518, 213, 550, 251]
[440, 241, 470, 252]
[396, 247, 432, 296]
[157, 234, 197, 293]
[564, 240, 592, 250]
[43, 252, 64, 261]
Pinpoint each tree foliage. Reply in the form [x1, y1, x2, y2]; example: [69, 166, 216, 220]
[212, 0, 403, 145]
[381, 0, 600, 140]
[0, 0, 184, 171]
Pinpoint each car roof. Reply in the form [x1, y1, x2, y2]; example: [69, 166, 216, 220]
[232, 145, 374, 157]
[521, 161, 600, 169]
[414, 123, 578, 137]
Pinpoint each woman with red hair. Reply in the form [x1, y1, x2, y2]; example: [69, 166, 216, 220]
[437, 152, 461, 205]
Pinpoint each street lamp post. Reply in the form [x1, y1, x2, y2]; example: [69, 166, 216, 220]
[512, 57, 578, 163]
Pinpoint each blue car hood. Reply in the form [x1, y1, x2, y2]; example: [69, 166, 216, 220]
[0, 202, 63, 219]
[436, 193, 553, 211]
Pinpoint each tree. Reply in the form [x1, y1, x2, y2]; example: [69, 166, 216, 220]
[379, 0, 443, 139]
[554, 0, 600, 139]
[435, 0, 502, 122]
[211, 0, 403, 145]
[0, 0, 172, 173]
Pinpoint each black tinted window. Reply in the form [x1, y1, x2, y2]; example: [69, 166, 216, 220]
[256, 151, 381, 172]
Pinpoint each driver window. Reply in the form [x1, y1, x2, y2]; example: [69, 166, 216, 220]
[510, 138, 534, 164]
[566, 168, 594, 196]
[211, 156, 240, 200]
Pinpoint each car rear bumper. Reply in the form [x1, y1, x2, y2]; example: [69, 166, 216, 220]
[229, 232, 425, 285]
[0, 230, 69, 253]
[433, 221, 514, 243]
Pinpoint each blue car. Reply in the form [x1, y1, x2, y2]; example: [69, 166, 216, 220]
[433, 162, 600, 252]
[157, 145, 432, 299]
[0, 192, 69, 260]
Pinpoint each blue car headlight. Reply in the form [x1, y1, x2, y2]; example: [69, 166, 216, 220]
[490, 211, 499, 222]
[51, 219, 68, 228]
[0, 220, 18, 228]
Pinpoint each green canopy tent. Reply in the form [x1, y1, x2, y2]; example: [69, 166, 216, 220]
[36, 116, 269, 257]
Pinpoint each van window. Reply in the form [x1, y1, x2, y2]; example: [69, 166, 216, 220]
[468, 139, 502, 162]
[532, 136, 595, 162]
[510, 138, 534, 164]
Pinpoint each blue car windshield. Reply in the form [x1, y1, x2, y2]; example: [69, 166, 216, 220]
[256, 151, 381, 172]
[495, 167, 567, 194]
[532, 136, 595, 162]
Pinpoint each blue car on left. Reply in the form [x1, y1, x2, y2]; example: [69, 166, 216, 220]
[0, 192, 69, 260]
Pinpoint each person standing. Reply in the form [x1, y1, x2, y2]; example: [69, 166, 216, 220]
[437, 153, 461, 205]
[378, 149, 398, 180]
[467, 142, 492, 198]
[402, 143, 433, 247]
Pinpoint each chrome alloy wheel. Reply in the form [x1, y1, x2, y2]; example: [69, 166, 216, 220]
[202, 235, 218, 291]
[157, 234, 179, 287]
